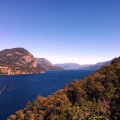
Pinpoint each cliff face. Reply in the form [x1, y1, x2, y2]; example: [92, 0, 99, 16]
[0, 48, 44, 75]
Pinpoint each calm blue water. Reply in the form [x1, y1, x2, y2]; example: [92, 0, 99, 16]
[0, 70, 94, 120]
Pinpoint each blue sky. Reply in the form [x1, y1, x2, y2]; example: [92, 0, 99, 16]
[0, 0, 120, 64]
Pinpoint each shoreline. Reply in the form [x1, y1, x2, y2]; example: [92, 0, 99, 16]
[0, 71, 45, 76]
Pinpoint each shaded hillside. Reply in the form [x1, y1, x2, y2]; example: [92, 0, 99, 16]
[37, 58, 64, 70]
[0, 48, 44, 75]
[8, 57, 120, 120]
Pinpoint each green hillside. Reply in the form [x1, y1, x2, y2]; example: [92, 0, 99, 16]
[8, 57, 120, 120]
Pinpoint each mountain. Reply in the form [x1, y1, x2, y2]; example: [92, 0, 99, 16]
[86, 60, 112, 70]
[8, 57, 120, 120]
[54, 63, 81, 70]
[79, 60, 112, 70]
[55, 60, 112, 70]
[36, 58, 53, 70]
[0, 48, 44, 75]
[37, 58, 64, 70]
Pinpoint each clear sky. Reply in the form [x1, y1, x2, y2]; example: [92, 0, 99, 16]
[0, 0, 120, 64]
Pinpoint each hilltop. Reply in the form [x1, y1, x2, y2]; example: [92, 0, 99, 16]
[0, 48, 44, 75]
[36, 58, 64, 71]
[8, 57, 120, 120]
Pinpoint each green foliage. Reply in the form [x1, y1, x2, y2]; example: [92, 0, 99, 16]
[8, 57, 120, 120]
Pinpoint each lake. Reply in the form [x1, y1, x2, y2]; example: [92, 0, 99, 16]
[0, 70, 94, 120]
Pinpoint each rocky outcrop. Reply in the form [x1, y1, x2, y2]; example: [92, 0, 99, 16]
[0, 48, 44, 75]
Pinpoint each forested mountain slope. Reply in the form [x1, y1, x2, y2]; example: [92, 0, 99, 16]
[8, 57, 120, 120]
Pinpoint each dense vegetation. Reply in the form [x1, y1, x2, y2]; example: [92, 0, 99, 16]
[8, 57, 120, 120]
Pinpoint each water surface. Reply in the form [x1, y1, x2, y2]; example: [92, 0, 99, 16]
[0, 70, 94, 120]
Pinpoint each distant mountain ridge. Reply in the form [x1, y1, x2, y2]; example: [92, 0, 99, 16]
[55, 60, 112, 70]
[0, 47, 112, 74]
[54, 63, 80, 70]
[0, 48, 44, 75]
[82, 60, 112, 70]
